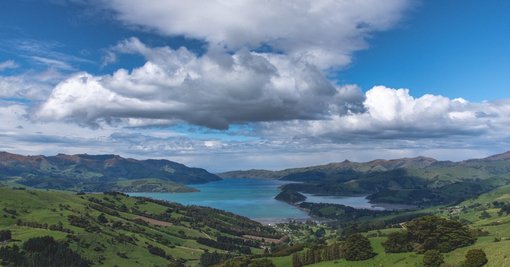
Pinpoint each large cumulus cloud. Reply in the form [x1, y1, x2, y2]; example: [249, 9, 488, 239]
[263, 86, 510, 141]
[98, 0, 412, 68]
[37, 38, 365, 129]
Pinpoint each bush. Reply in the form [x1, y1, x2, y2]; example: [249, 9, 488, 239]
[0, 236, 90, 267]
[462, 249, 488, 267]
[0, 230, 11, 242]
[248, 259, 275, 267]
[406, 216, 476, 252]
[423, 250, 444, 267]
[342, 234, 376, 261]
[97, 213, 108, 224]
[147, 245, 166, 258]
[382, 232, 412, 253]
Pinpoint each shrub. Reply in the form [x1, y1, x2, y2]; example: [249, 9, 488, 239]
[462, 249, 488, 267]
[147, 244, 166, 258]
[423, 250, 444, 267]
[248, 258, 275, 267]
[382, 232, 412, 253]
[0, 230, 11, 242]
[342, 234, 376, 261]
[406, 216, 476, 252]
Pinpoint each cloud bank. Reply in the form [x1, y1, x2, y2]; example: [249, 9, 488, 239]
[37, 38, 365, 129]
[100, 0, 411, 68]
[264, 86, 510, 141]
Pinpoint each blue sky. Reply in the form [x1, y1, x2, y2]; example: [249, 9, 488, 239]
[340, 0, 510, 101]
[1, 0, 510, 171]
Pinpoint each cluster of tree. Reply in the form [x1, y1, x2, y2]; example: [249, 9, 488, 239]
[326, 212, 432, 238]
[221, 257, 276, 267]
[217, 236, 261, 248]
[0, 230, 11, 242]
[15, 219, 73, 234]
[0, 236, 90, 267]
[422, 248, 488, 267]
[200, 253, 277, 267]
[462, 249, 488, 267]
[274, 189, 306, 204]
[147, 244, 169, 259]
[268, 244, 304, 257]
[291, 244, 341, 267]
[197, 237, 251, 254]
[67, 215, 100, 233]
[292, 234, 375, 266]
[299, 202, 390, 221]
[497, 202, 510, 215]
[199, 251, 235, 266]
[383, 216, 476, 253]
[2, 207, 17, 218]
[423, 250, 444, 267]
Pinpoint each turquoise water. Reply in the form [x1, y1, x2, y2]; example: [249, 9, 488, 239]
[130, 178, 310, 224]
[130, 178, 407, 224]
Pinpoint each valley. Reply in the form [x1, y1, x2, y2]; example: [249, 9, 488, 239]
[2, 151, 510, 266]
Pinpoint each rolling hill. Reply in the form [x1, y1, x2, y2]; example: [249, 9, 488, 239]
[221, 151, 510, 206]
[0, 186, 280, 266]
[0, 152, 220, 192]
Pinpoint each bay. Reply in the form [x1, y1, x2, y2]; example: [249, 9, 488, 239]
[130, 178, 310, 224]
[130, 178, 407, 224]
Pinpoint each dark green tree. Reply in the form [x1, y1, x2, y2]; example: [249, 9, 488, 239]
[406, 216, 475, 252]
[382, 232, 413, 253]
[97, 213, 108, 224]
[462, 249, 488, 267]
[342, 234, 376, 261]
[423, 250, 444, 267]
[292, 252, 302, 267]
[0, 230, 11, 242]
[248, 258, 275, 267]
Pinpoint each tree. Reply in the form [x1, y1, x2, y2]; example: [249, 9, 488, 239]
[147, 244, 166, 258]
[0, 230, 11, 242]
[423, 250, 444, 267]
[248, 259, 275, 267]
[0, 236, 90, 267]
[97, 213, 108, 224]
[462, 249, 488, 267]
[406, 216, 476, 252]
[314, 227, 326, 238]
[292, 252, 302, 267]
[382, 232, 413, 253]
[342, 234, 376, 261]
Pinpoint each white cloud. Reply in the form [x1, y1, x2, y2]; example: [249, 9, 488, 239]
[37, 38, 364, 129]
[0, 60, 19, 71]
[262, 86, 510, 141]
[99, 0, 412, 68]
[0, 74, 54, 100]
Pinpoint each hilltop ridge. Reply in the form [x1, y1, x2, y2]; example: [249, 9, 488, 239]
[0, 151, 220, 192]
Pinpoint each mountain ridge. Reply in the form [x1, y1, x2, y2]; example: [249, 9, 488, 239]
[218, 152, 509, 179]
[0, 151, 220, 192]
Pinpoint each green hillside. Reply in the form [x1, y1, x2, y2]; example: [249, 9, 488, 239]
[0, 152, 221, 193]
[0, 186, 281, 266]
[223, 151, 510, 207]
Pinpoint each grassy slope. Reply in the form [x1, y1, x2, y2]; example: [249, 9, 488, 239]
[0, 187, 274, 266]
[271, 185, 510, 267]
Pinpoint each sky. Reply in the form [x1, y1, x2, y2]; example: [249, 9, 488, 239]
[1, 0, 510, 172]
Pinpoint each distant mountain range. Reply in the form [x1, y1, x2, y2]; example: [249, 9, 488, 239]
[0, 152, 220, 192]
[218, 151, 510, 179]
[219, 151, 510, 206]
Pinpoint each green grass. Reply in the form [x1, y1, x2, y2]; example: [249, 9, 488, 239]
[0, 186, 276, 266]
[266, 184, 510, 267]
